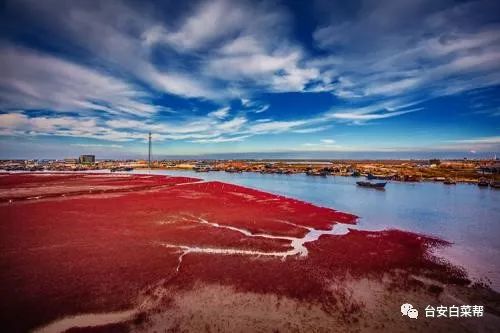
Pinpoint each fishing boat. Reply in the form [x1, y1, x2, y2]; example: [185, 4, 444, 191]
[318, 170, 329, 177]
[356, 181, 387, 189]
[306, 170, 328, 176]
[490, 181, 500, 189]
[443, 178, 456, 185]
[110, 166, 133, 172]
[477, 178, 489, 187]
[194, 166, 210, 172]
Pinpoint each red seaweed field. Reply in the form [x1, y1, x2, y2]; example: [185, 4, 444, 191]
[0, 173, 493, 333]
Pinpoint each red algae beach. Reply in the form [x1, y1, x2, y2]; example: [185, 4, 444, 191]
[0, 173, 499, 333]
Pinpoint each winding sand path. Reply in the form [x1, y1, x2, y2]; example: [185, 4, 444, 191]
[33, 310, 137, 333]
[33, 218, 354, 333]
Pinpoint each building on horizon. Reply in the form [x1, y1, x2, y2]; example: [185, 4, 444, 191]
[79, 155, 95, 164]
[64, 158, 78, 164]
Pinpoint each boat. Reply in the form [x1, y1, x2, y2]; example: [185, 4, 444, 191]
[110, 166, 133, 172]
[306, 170, 328, 176]
[356, 181, 387, 189]
[443, 178, 456, 185]
[477, 178, 489, 187]
[194, 166, 210, 172]
[490, 181, 500, 189]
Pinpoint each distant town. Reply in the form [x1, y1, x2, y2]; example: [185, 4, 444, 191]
[1, 155, 499, 186]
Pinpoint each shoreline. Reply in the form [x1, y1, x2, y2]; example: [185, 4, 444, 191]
[2, 167, 499, 186]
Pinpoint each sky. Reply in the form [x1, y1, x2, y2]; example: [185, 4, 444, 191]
[0, 0, 499, 159]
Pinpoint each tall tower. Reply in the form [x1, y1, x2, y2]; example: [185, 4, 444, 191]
[148, 132, 152, 169]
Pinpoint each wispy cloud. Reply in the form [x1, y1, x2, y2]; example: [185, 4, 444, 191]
[331, 109, 420, 121]
[13, 0, 317, 99]
[448, 136, 500, 144]
[423, 136, 500, 152]
[312, 0, 500, 102]
[208, 106, 230, 119]
[301, 138, 342, 151]
[292, 125, 332, 134]
[0, 113, 151, 142]
[324, 99, 425, 124]
[191, 135, 251, 143]
[248, 120, 309, 134]
[72, 143, 124, 148]
[0, 44, 158, 117]
[473, 107, 500, 117]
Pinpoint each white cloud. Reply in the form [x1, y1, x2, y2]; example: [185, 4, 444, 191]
[311, 1, 500, 101]
[0, 45, 158, 117]
[146, 0, 316, 93]
[292, 125, 331, 134]
[218, 36, 263, 56]
[301, 138, 342, 150]
[364, 78, 422, 96]
[240, 98, 251, 106]
[208, 106, 230, 119]
[72, 143, 124, 148]
[253, 104, 270, 113]
[143, 1, 248, 51]
[14, 0, 325, 100]
[431, 136, 500, 152]
[239, 99, 270, 113]
[448, 136, 500, 144]
[0, 113, 95, 132]
[191, 135, 250, 143]
[206, 49, 318, 92]
[10, 0, 220, 99]
[248, 120, 308, 133]
[474, 107, 500, 117]
[331, 109, 419, 121]
[215, 117, 247, 131]
[105, 114, 248, 141]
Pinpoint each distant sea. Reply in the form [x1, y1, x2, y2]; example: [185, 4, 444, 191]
[2, 150, 498, 161]
[148, 150, 498, 161]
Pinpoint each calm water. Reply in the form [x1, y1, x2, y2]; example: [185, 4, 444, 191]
[134, 169, 500, 290]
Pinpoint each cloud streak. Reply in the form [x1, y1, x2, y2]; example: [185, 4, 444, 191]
[0, 44, 158, 117]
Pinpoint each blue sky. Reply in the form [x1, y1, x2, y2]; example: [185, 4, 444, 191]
[0, 0, 499, 159]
